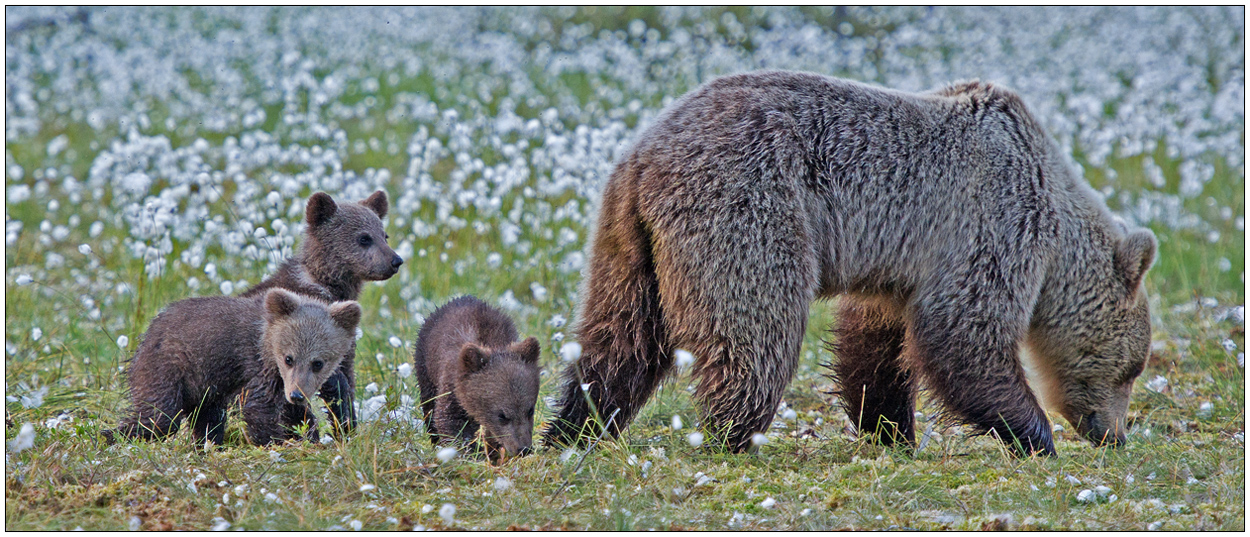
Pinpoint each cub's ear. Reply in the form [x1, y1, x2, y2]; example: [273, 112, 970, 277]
[328, 301, 363, 333]
[360, 190, 389, 219]
[265, 289, 302, 320]
[460, 343, 491, 373]
[1115, 228, 1157, 295]
[510, 337, 540, 365]
[306, 192, 338, 228]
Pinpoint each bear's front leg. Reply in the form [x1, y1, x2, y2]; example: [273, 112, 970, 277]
[433, 393, 478, 447]
[907, 283, 1054, 456]
[241, 375, 291, 445]
[319, 347, 357, 437]
[282, 402, 320, 442]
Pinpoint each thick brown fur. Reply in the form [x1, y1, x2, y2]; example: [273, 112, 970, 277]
[544, 70, 1156, 456]
[106, 289, 361, 446]
[241, 190, 402, 435]
[413, 296, 540, 462]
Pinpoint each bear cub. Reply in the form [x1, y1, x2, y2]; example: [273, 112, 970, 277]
[413, 295, 540, 462]
[108, 288, 361, 446]
[241, 190, 403, 435]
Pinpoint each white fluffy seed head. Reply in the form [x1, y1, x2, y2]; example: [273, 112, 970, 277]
[560, 341, 582, 363]
[436, 447, 458, 463]
[751, 433, 768, 447]
[674, 349, 695, 369]
[439, 503, 456, 525]
[671, 415, 683, 430]
[687, 432, 704, 448]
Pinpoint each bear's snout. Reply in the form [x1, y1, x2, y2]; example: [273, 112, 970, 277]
[1080, 412, 1126, 447]
[390, 254, 404, 269]
[289, 389, 306, 404]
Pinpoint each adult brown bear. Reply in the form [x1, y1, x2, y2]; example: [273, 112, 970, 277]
[543, 70, 1155, 456]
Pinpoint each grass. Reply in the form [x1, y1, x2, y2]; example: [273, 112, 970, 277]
[4, 6, 1245, 531]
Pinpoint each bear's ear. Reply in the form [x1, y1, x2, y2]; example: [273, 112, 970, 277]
[306, 192, 338, 228]
[460, 343, 491, 373]
[1115, 228, 1157, 296]
[265, 289, 301, 320]
[328, 301, 362, 333]
[510, 337, 540, 365]
[360, 190, 388, 219]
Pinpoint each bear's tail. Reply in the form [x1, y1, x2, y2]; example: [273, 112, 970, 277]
[543, 162, 669, 448]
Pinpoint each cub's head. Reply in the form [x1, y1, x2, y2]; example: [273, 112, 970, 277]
[262, 289, 362, 405]
[304, 190, 404, 282]
[1030, 227, 1156, 448]
[453, 337, 541, 463]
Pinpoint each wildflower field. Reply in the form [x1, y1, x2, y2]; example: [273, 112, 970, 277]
[4, 6, 1245, 530]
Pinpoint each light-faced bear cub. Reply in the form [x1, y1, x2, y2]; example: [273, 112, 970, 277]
[544, 70, 1155, 456]
[413, 296, 540, 462]
[107, 289, 361, 446]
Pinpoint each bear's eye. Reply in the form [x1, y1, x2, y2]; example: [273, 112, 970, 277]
[498, 412, 510, 424]
[284, 355, 294, 367]
[527, 407, 534, 420]
[311, 360, 324, 373]
[357, 234, 373, 247]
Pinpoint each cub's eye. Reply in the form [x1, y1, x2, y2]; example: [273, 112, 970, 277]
[284, 355, 294, 367]
[527, 407, 534, 419]
[498, 412, 510, 424]
[357, 234, 373, 247]
[311, 360, 324, 373]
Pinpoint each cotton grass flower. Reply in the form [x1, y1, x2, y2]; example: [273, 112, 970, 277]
[436, 447, 458, 463]
[674, 349, 695, 370]
[560, 342, 582, 363]
[687, 432, 704, 447]
[439, 504, 456, 526]
[8, 423, 34, 453]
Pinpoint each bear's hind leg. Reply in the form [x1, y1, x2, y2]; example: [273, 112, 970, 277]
[543, 179, 669, 448]
[115, 381, 186, 441]
[658, 202, 818, 451]
[831, 297, 916, 446]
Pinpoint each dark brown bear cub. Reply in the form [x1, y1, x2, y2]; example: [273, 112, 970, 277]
[108, 289, 361, 446]
[413, 296, 540, 462]
[242, 190, 403, 435]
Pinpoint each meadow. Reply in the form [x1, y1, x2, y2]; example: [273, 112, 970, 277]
[4, 6, 1244, 530]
